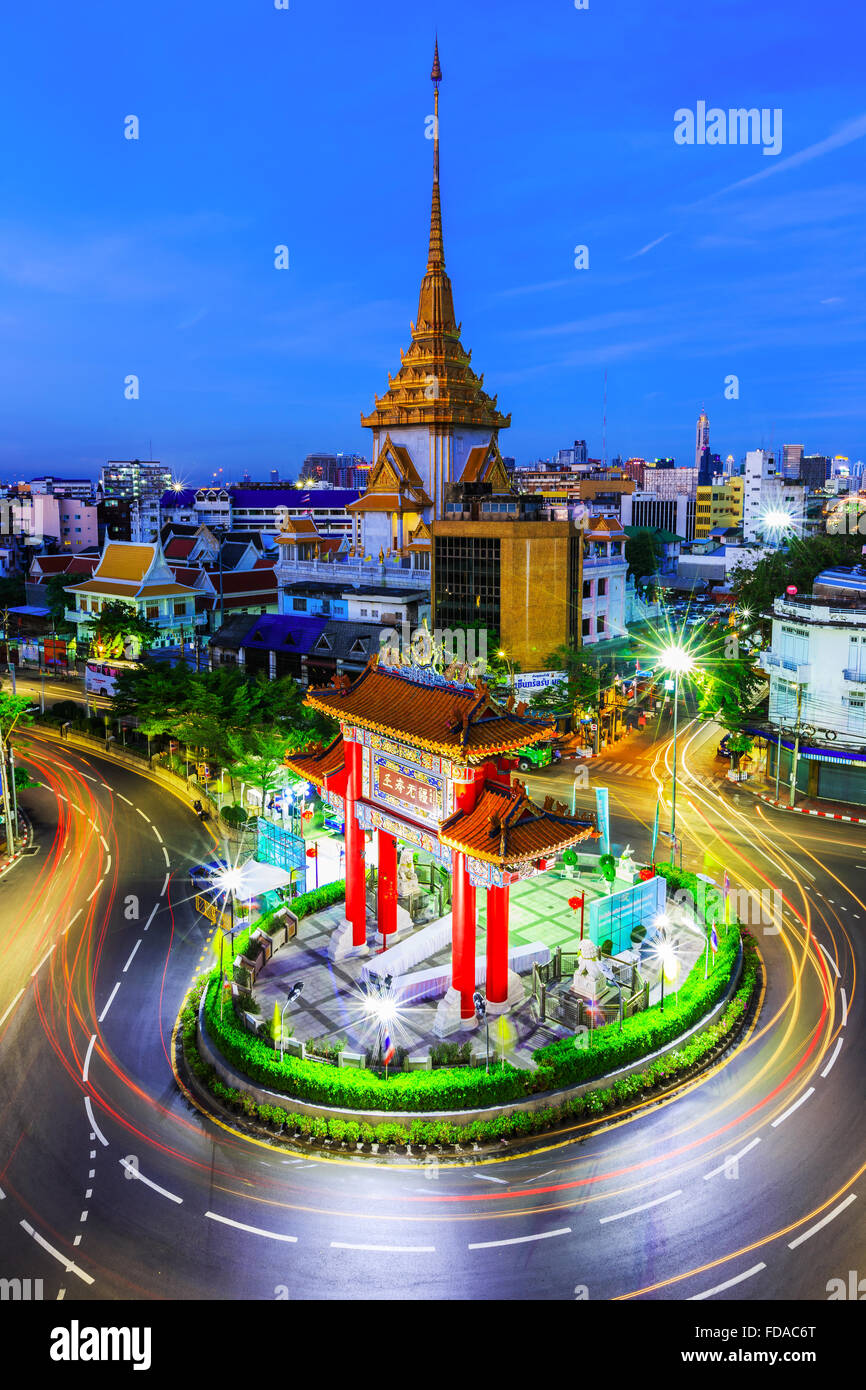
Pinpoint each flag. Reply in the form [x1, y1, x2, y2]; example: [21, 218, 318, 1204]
[382, 1033, 395, 1066]
[723, 870, 730, 897]
[710, 924, 718, 954]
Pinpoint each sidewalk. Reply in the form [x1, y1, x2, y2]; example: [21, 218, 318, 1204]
[742, 774, 866, 825]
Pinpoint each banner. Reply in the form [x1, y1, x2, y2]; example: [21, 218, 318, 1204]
[651, 800, 660, 862]
[595, 786, 610, 857]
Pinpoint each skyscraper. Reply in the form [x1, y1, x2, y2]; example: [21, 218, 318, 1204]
[695, 409, 710, 472]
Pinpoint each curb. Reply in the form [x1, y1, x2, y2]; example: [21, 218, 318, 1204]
[751, 789, 866, 824]
[193, 938, 745, 1128]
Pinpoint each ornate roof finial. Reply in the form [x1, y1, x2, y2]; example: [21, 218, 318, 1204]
[431, 35, 442, 84]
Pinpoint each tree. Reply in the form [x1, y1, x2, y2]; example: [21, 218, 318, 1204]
[697, 629, 763, 734]
[88, 601, 160, 659]
[732, 531, 866, 643]
[542, 644, 612, 719]
[42, 573, 76, 630]
[225, 726, 292, 810]
[625, 529, 661, 586]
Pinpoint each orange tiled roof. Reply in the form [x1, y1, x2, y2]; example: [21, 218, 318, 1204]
[439, 781, 596, 867]
[304, 662, 555, 760]
[284, 736, 346, 789]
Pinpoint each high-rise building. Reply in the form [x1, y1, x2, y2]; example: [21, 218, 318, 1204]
[100, 460, 173, 544]
[799, 455, 830, 492]
[743, 449, 805, 542]
[695, 409, 710, 472]
[694, 477, 744, 538]
[782, 444, 804, 480]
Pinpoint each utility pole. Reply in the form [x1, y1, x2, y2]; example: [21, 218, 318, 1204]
[789, 685, 804, 808]
[775, 724, 783, 800]
[0, 731, 15, 856]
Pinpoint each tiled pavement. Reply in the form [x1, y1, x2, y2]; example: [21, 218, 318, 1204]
[251, 867, 708, 1066]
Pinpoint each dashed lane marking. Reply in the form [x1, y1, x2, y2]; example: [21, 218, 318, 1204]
[97, 982, 120, 1023]
[84, 1098, 108, 1147]
[821, 1038, 844, 1078]
[788, 1194, 857, 1250]
[205, 1211, 297, 1242]
[688, 1263, 766, 1301]
[122, 939, 142, 973]
[468, 1228, 571, 1250]
[771, 1087, 815, 1128]
[82, 1034, 96, 1083]
[599, 1191, 682, 1224]
[19, 1221, 94, 1286]
[120, 1158, 183, 1203]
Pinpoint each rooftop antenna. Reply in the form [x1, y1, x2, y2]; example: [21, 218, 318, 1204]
[602, 369, 608, 469]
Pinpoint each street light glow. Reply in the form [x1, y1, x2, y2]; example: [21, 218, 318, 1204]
[660, 644, 695, 676]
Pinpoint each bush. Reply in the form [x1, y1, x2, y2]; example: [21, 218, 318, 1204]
[221, 804, 247, 828]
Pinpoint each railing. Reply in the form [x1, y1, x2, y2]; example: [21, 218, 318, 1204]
[530, 952, 648, 1030]
[843, 669, 866, 683]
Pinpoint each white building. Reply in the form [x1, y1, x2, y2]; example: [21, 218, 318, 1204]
[763, 567, 866, 805]
[580, 517, 628, 644]
[743, 449, 806, 542]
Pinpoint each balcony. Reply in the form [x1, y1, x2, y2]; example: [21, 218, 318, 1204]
[843, 668, 866, 684]
[765, 652, 812, 682]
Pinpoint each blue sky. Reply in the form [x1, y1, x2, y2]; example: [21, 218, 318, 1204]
[1, 0, 863, 482]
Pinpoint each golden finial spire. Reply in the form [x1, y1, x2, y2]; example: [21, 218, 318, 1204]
[428, 37, 444, 272]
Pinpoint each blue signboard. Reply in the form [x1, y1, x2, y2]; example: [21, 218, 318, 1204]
[595, 786, 610, 857]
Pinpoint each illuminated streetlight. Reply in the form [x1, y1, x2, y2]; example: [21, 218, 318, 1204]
[659, 645, 698, 865]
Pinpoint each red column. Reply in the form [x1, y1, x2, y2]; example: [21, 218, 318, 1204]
[377, 829, 397, 945]
[343, 741, 366, 948]
[486, 882, 510, 1006]
[451, 852, 477, 1020]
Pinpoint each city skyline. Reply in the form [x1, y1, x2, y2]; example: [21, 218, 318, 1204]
[1, 1, 864, 479]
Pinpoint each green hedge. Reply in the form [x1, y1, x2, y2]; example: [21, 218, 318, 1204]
[201, 864, 744, 1113]
[532, 867, 739, 1088]
[182, 934, 759, 1142]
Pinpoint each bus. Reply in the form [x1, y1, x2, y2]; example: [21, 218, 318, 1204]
[84, 657, 140, 697]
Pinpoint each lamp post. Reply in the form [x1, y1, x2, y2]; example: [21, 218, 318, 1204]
[497, 650, 515, 695]
[280, 982, 304, 1062]
[473, 990, 489, 1073]
[659, 645, 695, 866]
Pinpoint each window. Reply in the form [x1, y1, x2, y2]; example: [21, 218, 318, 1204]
[146, 604, 159, 621]
[360, 608, 368, 617]
[598, 578, 607, 597]
[293, 598, 308, 612]
[597, 614, 606, 632]
[174, 601, 187, 617]
[582, 580, 592, 599]
[582, 617, 591, 636]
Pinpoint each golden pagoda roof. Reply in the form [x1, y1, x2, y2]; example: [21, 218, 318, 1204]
[361, 46, 510, 436]
[439, 781, 597, 868]
[303, 658, 555, 761]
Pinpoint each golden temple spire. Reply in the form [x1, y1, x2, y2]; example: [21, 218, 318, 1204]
[418, 38, 455, 331]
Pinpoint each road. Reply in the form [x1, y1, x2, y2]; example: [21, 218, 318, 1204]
[0, 715, 861, 1302]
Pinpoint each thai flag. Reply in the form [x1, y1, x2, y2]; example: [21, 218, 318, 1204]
[711, 924, 719, 954]
[383, 1033, 395, 1065]
[723, 870, 730, 897]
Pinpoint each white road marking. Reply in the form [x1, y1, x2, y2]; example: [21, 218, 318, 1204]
[788, 1194, 857, 1250]
[331, 1241, 434, 1253]
[84, 1097, 108, 1146]
[521, 1169, 557, 1184]
[841, 988, 848, 1027]
[85, 881, 102, 903]
[82, 1034, 97, 1083]
[19, 1220, 94, 1285]
[205, 1211, 297, 1242]
[31, 944, 56, 977]
[104, 856, 112, 876]
[689, 1263, 766, 1300]
[162, 847, 170, 867]
[703, 1137, 761, 1180]
[57, 1289, 65, 1300]
[771, 1087, 815, 1128]
[80, 774, 97, 783]
[0, 1184, 5, 1199]
[817, 942, 840, 978]
[64, 908, 83, 936]
[98, 982, 120, 1022]
[153, 827, 164, 844]
[71, 803, 84, 814]
[599, 1190, 682, 1224]
[821, 1038, 844, 1078]
[122, 939, 142, 973]
[136, 808, 151, 823]
[160, 873, 170, 896]
[0, 989, 25, 1028]
[118, 794, 133, 806]
[119, 1158, 183, 1203]
[145, 904, 159, 930]
[468, 1227, 571, 1250]
[79, 1211, 88, 1223]
[474, 1173, 508, 1185]
[100, 835, 108, 852]
[85, 1190, 92, 1200]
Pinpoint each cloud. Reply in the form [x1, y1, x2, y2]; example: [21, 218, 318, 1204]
[694, 113, 866, 203]
[494, 277, 576, 298]
[626, 232, 671, 260]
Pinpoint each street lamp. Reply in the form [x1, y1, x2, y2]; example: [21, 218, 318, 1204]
[497, 650, 515, 694]
[280, 981, 304, 1062]
[473, 990, 489, 1073]
[659, 644, 696, 865]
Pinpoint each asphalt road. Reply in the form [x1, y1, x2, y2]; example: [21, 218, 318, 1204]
[0, 716, 862, 1302]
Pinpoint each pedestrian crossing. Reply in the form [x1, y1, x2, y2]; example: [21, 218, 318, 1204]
[592, 758, 730, 788]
